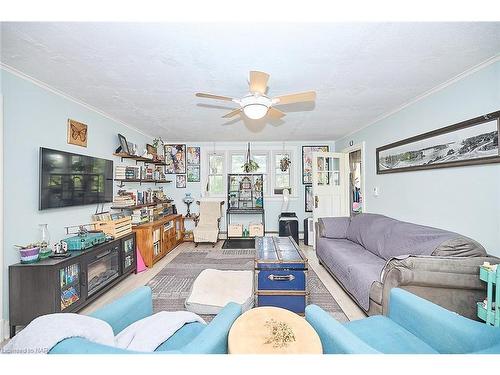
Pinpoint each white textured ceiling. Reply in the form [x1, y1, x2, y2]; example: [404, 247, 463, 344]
[1, 22, 500, 141]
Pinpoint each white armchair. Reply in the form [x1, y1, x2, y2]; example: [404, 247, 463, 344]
[193, 200, 224, 247]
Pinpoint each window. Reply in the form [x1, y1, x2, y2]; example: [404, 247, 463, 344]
[274, 152, 293, 195]
[207, 153, 225, 196]
[230, 151, 269, 195]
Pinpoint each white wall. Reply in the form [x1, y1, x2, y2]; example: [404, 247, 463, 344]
[335, 60, 500, 256]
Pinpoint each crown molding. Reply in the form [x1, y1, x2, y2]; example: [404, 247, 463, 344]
[0, 62, 155, 139]
[336, 54, 500, 143]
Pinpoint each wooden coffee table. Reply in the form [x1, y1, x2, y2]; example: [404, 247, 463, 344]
[228, 306, 322, 354]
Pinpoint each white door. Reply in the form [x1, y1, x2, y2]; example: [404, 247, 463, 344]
[311, 152, 349, 247]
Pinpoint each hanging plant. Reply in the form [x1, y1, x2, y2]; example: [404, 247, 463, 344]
[279, 155, 291, 172]
[242, 142, 260, 173]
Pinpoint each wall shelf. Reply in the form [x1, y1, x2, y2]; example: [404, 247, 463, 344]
[111, 200, 173, 210]
[113, 153, 168, 166]
[114, 178, 172, 185]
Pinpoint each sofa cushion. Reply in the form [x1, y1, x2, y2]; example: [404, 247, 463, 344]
[155, 322, 205, 352]
[346, 214, 398, 257]
[318, 217, 351, 239]
[432, 236, 486, 257]
[347, 213, 463, 261]
[317, 237, 385, 310]
[346, 316, 438, 354]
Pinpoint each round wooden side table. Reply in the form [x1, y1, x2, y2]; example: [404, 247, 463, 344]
[228, 306, 322, 354]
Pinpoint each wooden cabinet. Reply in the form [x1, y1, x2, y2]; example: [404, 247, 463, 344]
[133, 214, 183, 267]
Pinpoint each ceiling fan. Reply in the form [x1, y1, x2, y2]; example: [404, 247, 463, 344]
[195, 71, 316, 120]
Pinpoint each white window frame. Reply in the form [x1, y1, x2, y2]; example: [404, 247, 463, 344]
[229, 150, 271, 196]
[272, 150, 295, 197]
[204, 151, 226, 198]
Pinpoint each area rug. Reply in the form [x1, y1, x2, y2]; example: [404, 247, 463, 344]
[222, 238, 255, 249]
[147, 247, 348, 323]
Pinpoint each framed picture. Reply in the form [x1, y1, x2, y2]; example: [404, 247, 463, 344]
[187, 146, 201, 165]
[187, 165, 200, 182]
[377, 111, 500, 174]
[117, 134, 130, 154]
[146, 143, 157, 156]
[176, 174, 187, 188]
[305, 185, 313, 212]
[67, 119, 88, 147]
[302, 145, 329, 184]
[164, 144, 186, 174]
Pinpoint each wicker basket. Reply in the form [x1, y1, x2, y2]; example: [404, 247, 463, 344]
[92, 217, 132, 238]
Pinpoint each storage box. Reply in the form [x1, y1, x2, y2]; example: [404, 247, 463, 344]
[228, 224, 243, 237]
[255, 236, 308, 314]
[92, 216, 132, 238]
[249, 223, 264, 237]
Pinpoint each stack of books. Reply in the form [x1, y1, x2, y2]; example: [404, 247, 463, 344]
[115, 165, 127, 180]
[113, 189, 138, 207]
[113, 195, 135, 207]
[131, 208, 150, 224]
[125, 166, 140, 180]
[141, 165, 154, 180]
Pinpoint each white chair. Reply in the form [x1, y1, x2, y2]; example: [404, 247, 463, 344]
[193, 200, 224, 247]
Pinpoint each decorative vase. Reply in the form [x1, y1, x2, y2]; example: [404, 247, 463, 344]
[38, 223, 52, 259]
[182, 193, 195, 217]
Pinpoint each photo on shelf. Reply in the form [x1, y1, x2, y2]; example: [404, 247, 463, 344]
[118, 133, 130, 154]
[187, 165, 200, 182]
[187, 146, 201, 165]
[146, 143, 157, 156]
[176, 174, 187, 188]
[165, 144, 186, 174]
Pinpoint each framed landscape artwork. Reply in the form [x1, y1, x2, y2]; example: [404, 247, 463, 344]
[164, 144, 186, 174]
[187, 146, 201, 165]
[302, 145, 329, 184]
[376, 111, 500, 174]
[305, 185, 313, 212]
[187, 165, 200, 182]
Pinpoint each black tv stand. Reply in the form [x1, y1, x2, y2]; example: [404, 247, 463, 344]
[8, 233, 136, 337]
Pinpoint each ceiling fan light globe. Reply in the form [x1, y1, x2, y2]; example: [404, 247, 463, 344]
[243, 103, 269, 120]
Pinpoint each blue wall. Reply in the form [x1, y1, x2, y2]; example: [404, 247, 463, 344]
[0, 69, 330, 324]
[335, 60, 500, 255]
[1, 69, 153, 322]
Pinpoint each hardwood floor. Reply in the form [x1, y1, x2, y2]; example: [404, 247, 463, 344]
[81, 240, 366, 320]
[1, 239, 365, 347]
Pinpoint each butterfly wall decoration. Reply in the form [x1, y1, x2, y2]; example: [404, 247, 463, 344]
[67, 119, 88, 147]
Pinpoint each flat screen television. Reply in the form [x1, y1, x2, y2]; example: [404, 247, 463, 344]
[39, 147, 113, 210]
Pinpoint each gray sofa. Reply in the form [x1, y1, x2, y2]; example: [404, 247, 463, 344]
[315, 213, 497, 320]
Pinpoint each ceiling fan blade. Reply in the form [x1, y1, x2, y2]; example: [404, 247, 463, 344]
[249, 71, 270, 94]
[268, 107, 286, 119]
[222, 108, 242, 118]
[273, 91, 316, 105]
[195, 92, 234, 102]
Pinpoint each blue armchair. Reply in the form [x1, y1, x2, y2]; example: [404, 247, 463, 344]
[305, 288, 500, 354]
[50, 286, 241, 354]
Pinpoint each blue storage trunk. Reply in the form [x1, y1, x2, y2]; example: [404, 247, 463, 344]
[255, 236, 308, 314]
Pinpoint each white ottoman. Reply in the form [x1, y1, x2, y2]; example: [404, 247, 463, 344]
[185, 269, 254, 314]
